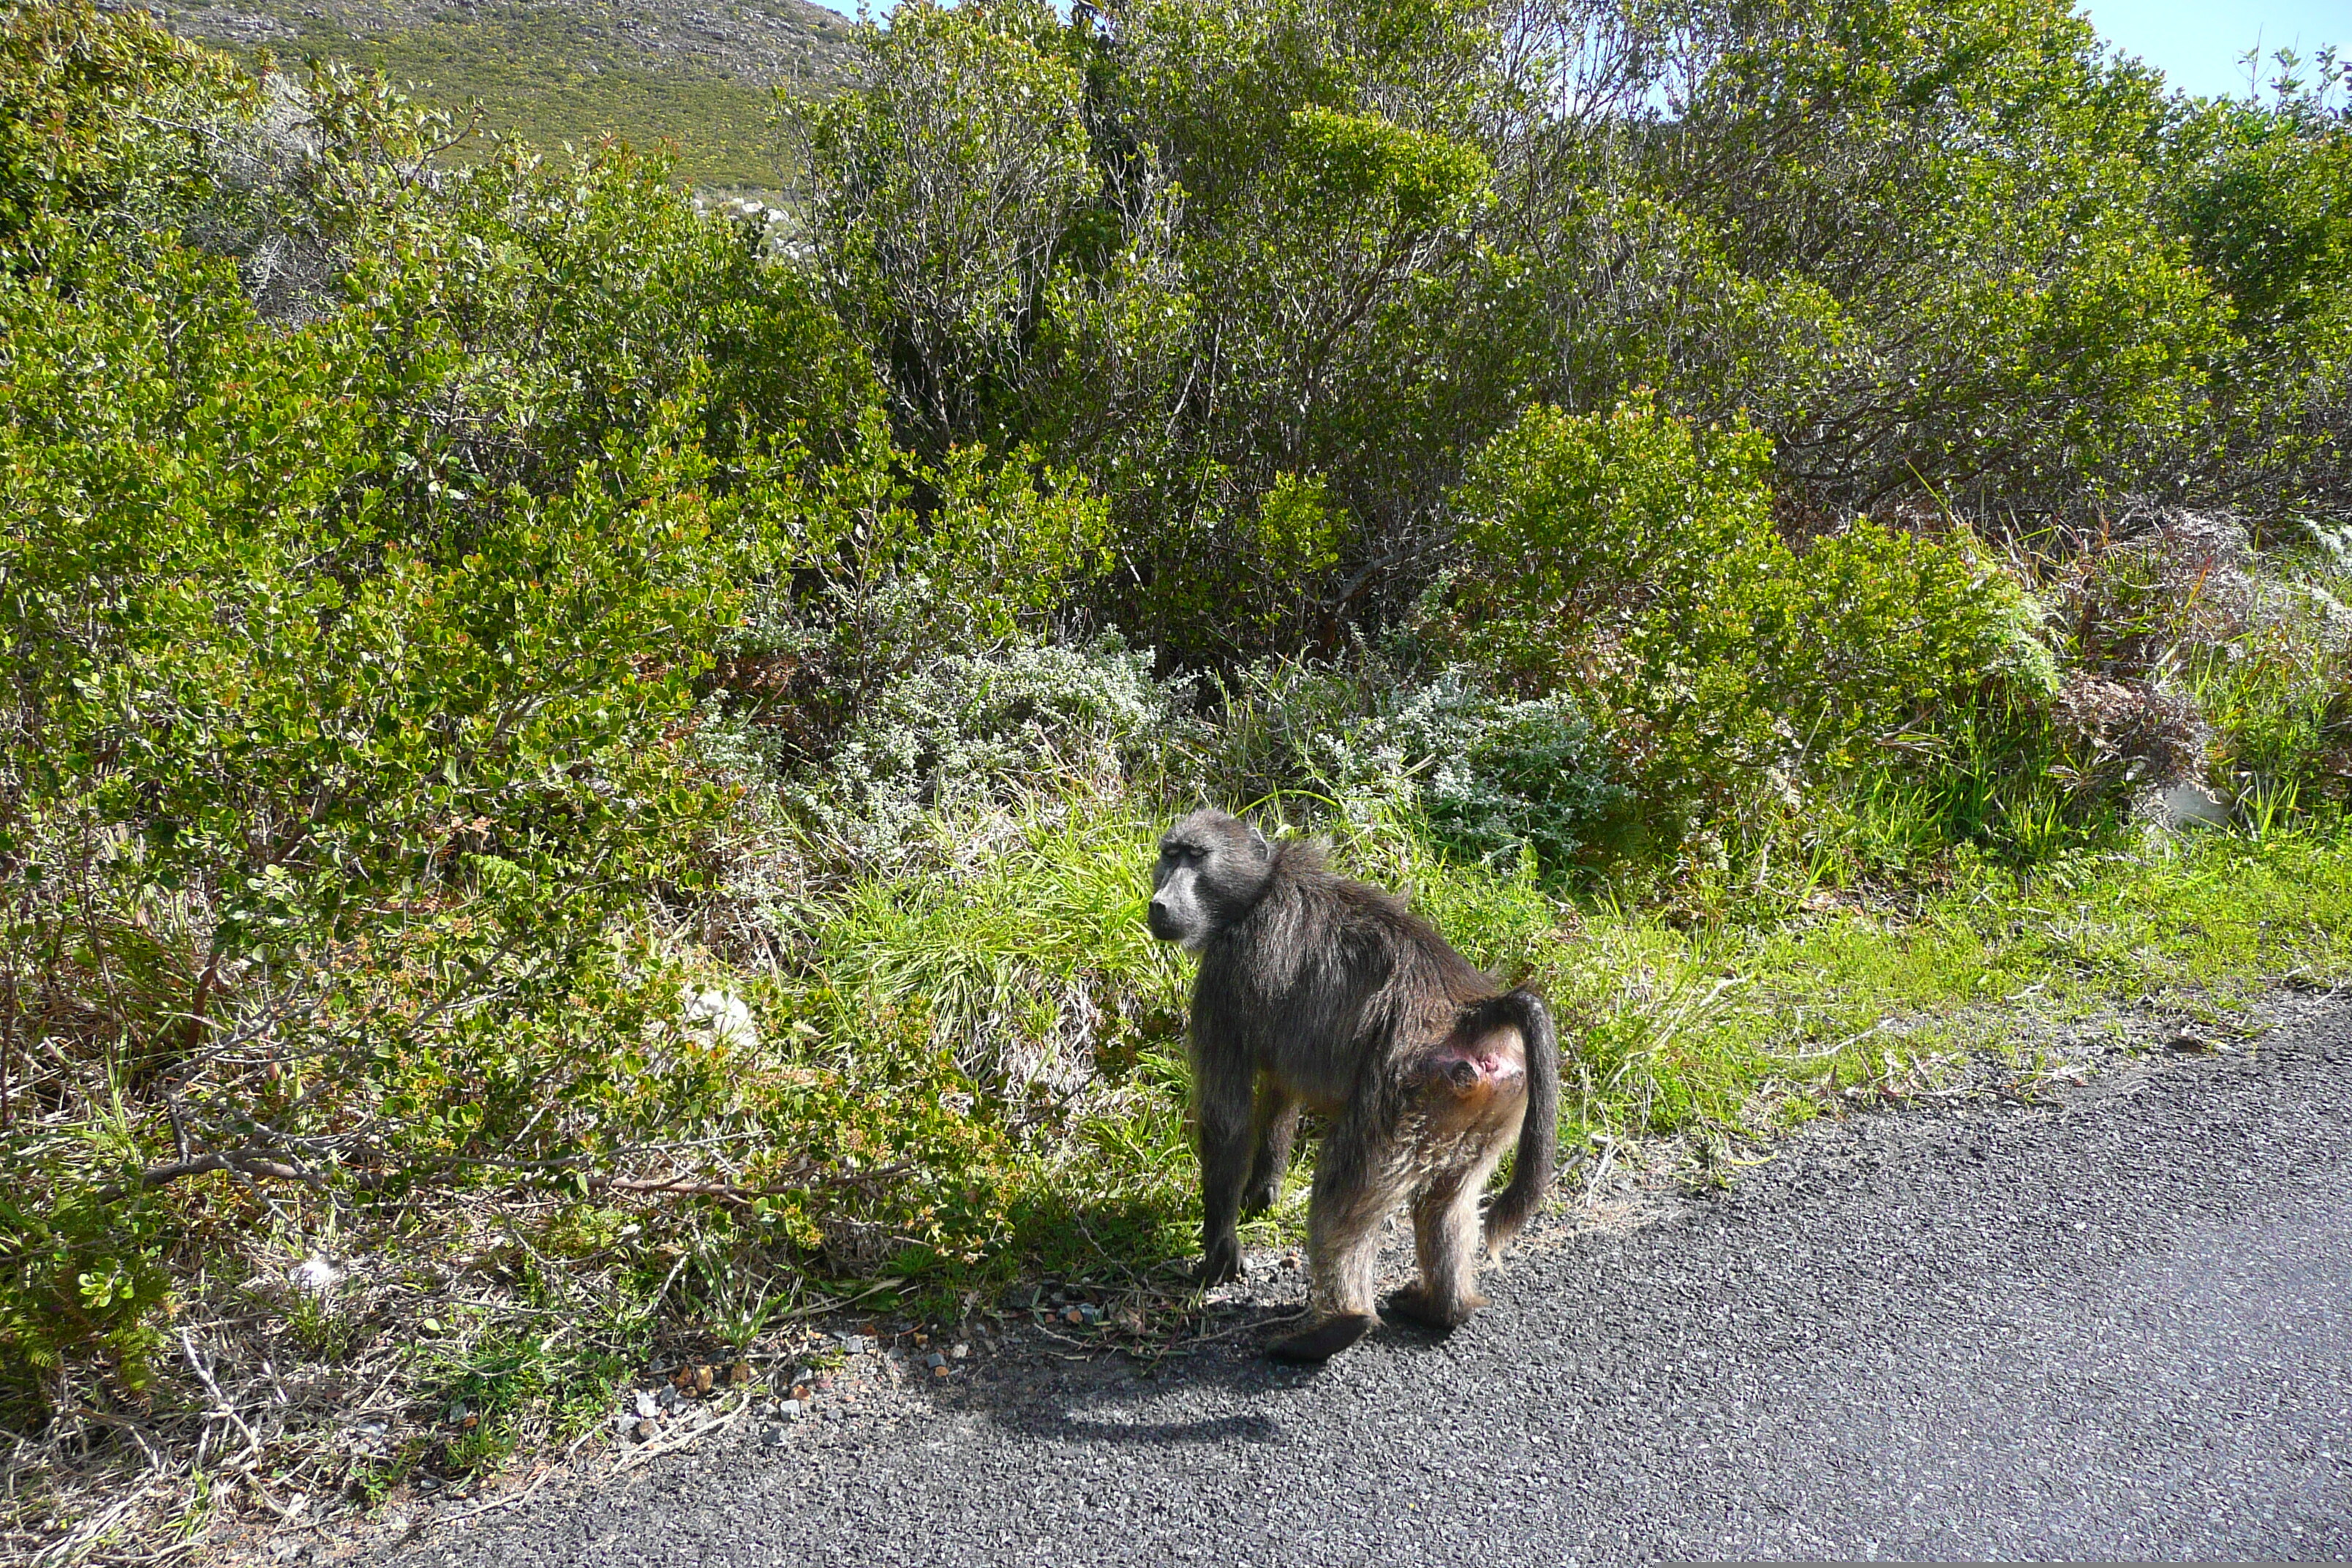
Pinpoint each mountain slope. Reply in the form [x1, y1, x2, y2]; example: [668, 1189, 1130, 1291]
[134, 0, 859, 187]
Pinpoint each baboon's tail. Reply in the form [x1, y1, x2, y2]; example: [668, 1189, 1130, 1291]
[1485, 988, 1558, 1249]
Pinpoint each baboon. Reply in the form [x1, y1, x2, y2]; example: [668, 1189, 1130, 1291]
[1146, 808, 1558, 1361]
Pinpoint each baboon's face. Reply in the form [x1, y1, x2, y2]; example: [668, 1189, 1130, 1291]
[1147, 809, 1268, 951]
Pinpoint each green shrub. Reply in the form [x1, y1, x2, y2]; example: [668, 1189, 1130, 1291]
[312, 124, 874, 495]
[0, 234, 761, 1421]
[777, 635, 1186, 872]
[1444, 398, 2057, 862]
[1784, 515, 2061, 769]
[712, 407, 1114, 767]
[0, 1188, 172, 1429]
[1447, 396, 1781, 679]
[0, 0, 257, 272]
[1414, 690, 1632, 874]
[802, 0, 1097, 454]
[2176, 519, 2352, 816]
[1196, 658, 1633, 877]
[2165, 77, 2352, 521]
[1602, 0, 2230, 510]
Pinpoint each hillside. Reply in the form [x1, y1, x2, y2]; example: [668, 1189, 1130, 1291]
[124, 0, 858, 185]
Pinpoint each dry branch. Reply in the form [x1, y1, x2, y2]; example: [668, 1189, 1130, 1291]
[102, 1148, 322, 1198]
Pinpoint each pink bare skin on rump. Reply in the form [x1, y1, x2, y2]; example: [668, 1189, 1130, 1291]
[1428, 1040, 1526, 1095]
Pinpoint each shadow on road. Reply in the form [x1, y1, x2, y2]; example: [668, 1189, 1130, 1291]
[991, 1404, 1282, 1445]
[924, 1260, 1491, 1453]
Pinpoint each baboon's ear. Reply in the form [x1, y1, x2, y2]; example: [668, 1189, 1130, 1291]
[1247, 823, 1270, 859]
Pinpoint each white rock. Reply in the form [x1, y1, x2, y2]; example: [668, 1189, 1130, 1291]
[679, 986, 758, 1051]
[2157, 781, 2231, 829]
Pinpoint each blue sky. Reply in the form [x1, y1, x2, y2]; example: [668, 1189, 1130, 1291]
[2082, 0, 2348, 98]
[802, 1, 2347, 103]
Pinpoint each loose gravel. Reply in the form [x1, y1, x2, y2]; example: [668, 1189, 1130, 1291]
[382, 997, 2352, 1564]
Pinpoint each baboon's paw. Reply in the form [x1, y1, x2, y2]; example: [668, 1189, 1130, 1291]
[1241, 1181, 1281, 1218]
[1384, 1286, 1488, 1330]
[1267, 1313, 1376, 1362]
[1194, 1243, 1245, 1286]
[1382, 1286, 1462, 1330]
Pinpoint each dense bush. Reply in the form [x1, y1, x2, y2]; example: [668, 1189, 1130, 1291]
[0, 0, 257, 270]
[0, 8, 1112, 1436]
[1189, 657, 1630, 870]
[1605, 0, 2231, 510]
[790, 0, 2352, 659]
[0, 228, 766, 1420]
[1439, 398, 2056, 863]
[2048, 506, 2352, 816]
[2164, 61, 2352, 519]
[801, 0, 1096, 455]
[1396, 687, 1632, 873]
[709, 407, 1113, 774]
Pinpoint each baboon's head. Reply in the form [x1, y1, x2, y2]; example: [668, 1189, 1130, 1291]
[1147, 808, 1272, 951]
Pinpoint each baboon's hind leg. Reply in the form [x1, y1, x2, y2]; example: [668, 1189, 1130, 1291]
[1387, 1146, 1506, 1331]
[1269, 1120, 1393, 1362]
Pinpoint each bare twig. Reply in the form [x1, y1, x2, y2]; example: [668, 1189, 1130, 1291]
[1181, 1307, 1306, 1347]
[113, 1147, 911, 1207]
[582, 1166, 911, 1204]
[608, 1390, 755, 1477]
[780, 1275, 905, 1320]
[178, 1330, 263, 1470]
[410, 1452, 568, 1533]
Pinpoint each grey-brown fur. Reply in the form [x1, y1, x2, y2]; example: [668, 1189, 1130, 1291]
[1146, 808, 1559, 1360]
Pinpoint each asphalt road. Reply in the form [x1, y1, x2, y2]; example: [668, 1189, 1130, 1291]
[393, 1001, 2352, 1565]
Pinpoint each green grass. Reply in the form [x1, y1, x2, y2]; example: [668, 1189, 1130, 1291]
[1543, 830, 2352, 1140]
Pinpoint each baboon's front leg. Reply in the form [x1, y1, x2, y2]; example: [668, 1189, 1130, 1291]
[1194, 1047, 1256, 1286]
[1243, 1077, 1300, 1218]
